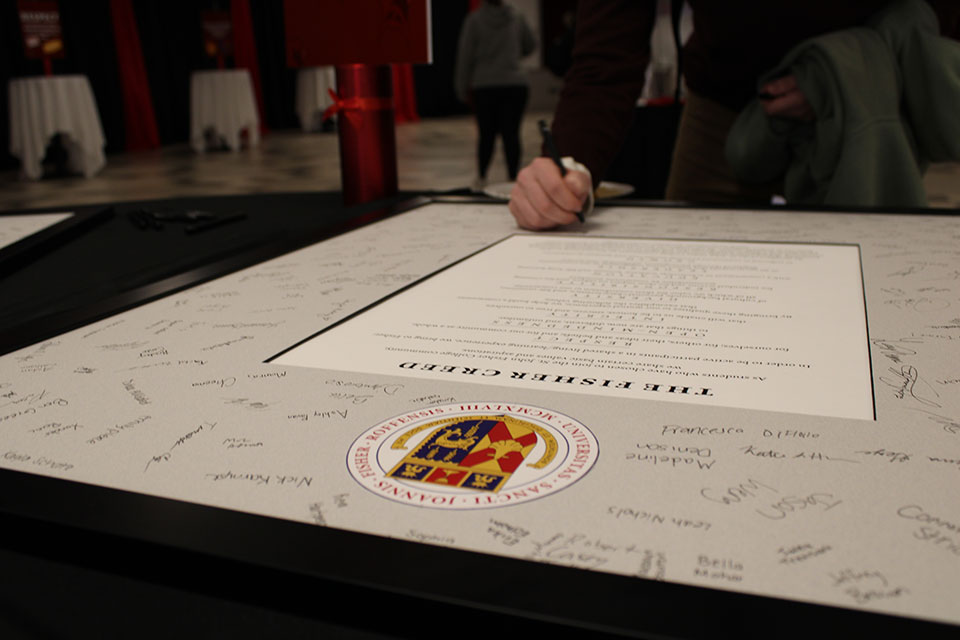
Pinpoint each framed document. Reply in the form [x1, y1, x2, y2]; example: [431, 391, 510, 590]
[1, 199, 958, 636]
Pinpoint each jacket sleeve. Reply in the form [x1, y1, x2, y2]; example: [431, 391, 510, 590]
[551, 0, 658, 186]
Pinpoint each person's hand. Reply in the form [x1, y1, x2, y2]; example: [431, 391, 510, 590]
[760, 75, 814, 121]
[509, 157, 591, 230]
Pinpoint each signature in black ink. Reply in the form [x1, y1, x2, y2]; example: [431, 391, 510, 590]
[880, 288, 950, 312]
[933, 269, 960, 281]
[329, 392, 374, 405]
[309, 502, 326, 526]
[870, 338, 920, 365]
[320, 299, 353, 322]
[223, 397, 273, 410]
[829, 568, 887, 588]
[888, 264, 924, 278]
[326, 380, 404, 396]
[911, 409, 960, 435]
[701, 478, 777, 506]
[144, 452, 171, 472]
[144, 422, 216, 471]
[879, 365, 940, 408]
[756, 493, 842, 520]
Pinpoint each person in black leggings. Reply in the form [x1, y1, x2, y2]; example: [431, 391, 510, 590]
[472, 85, 529, 182]
[455, 0, 537, 189]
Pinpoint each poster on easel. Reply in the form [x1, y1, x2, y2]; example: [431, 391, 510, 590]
[18, 0, 65, 75]
[284, 0, 432, 66]
[201, 10, 233, 69]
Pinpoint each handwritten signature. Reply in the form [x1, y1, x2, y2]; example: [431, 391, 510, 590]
[880, 287, 950, 312]
[911, 409, 960, 435]
[879, 365, 940, 408]
[871, 338, 920, 365]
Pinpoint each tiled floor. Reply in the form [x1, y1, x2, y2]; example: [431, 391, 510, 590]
[0, 114, 549, 211]
[1, 112, 958, 211]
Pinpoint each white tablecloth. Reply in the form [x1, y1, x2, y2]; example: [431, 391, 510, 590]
[8, 75, 107, 180]
[190, 69, 260, 152]
[295, 66, 336, 132]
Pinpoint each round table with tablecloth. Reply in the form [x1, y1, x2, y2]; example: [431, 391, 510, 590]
[189, 69, 260, 152]
[8, 74, 107, 180]
[295, 66, 336, 132]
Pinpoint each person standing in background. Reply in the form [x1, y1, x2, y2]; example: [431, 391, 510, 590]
[455, 0, 537, 191]
[508, 0, 960, 230]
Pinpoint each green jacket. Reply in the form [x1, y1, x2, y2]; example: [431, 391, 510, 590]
[725, 0, 960, 207]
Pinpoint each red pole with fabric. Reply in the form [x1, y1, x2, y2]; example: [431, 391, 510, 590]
[391, 63, 419, 124]
[331, 65, 397, 206]
[283, 0, 430, 205]
[109, 0, 160, 150]
[231, 0, 268, 134]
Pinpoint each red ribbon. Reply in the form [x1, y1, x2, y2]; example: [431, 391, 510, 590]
[322, 88, 393, 125]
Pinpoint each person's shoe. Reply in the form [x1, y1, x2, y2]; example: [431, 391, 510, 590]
[471, 176, 487, 192]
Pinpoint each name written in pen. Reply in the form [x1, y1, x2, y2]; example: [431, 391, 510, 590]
[880, 365, 940, 408]
[205, 470, 313, 488]
[144, 421, 217, 472]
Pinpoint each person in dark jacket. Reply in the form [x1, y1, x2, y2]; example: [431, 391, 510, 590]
[455, 0, 537, 190]
[508, 0, 960, 230]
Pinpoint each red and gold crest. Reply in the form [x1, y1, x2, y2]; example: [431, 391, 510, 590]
[387, 415, 557, 493]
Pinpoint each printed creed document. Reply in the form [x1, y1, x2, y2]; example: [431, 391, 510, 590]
[274, 235, 873, 419]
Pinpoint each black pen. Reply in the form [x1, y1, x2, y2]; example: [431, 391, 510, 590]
[185, 213, 247, 235]
[538, 120, 584, 223]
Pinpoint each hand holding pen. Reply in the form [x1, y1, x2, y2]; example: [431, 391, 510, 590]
[508, 121, 591, 230]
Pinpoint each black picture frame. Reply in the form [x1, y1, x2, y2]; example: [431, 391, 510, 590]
[1, 195, 958, 638]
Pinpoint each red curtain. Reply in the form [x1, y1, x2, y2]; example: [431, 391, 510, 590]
[392, 63, 419, 123]
[109, 0, 160, 150]
[231, 0, 268, 134]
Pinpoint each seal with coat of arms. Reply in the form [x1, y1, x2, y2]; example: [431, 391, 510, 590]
[347, 402, 599, 509]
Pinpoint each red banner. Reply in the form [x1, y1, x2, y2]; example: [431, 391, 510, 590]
[284, 0, 431, 66]
[18, 0, 65, 60]
[110, 0, 160, 151]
